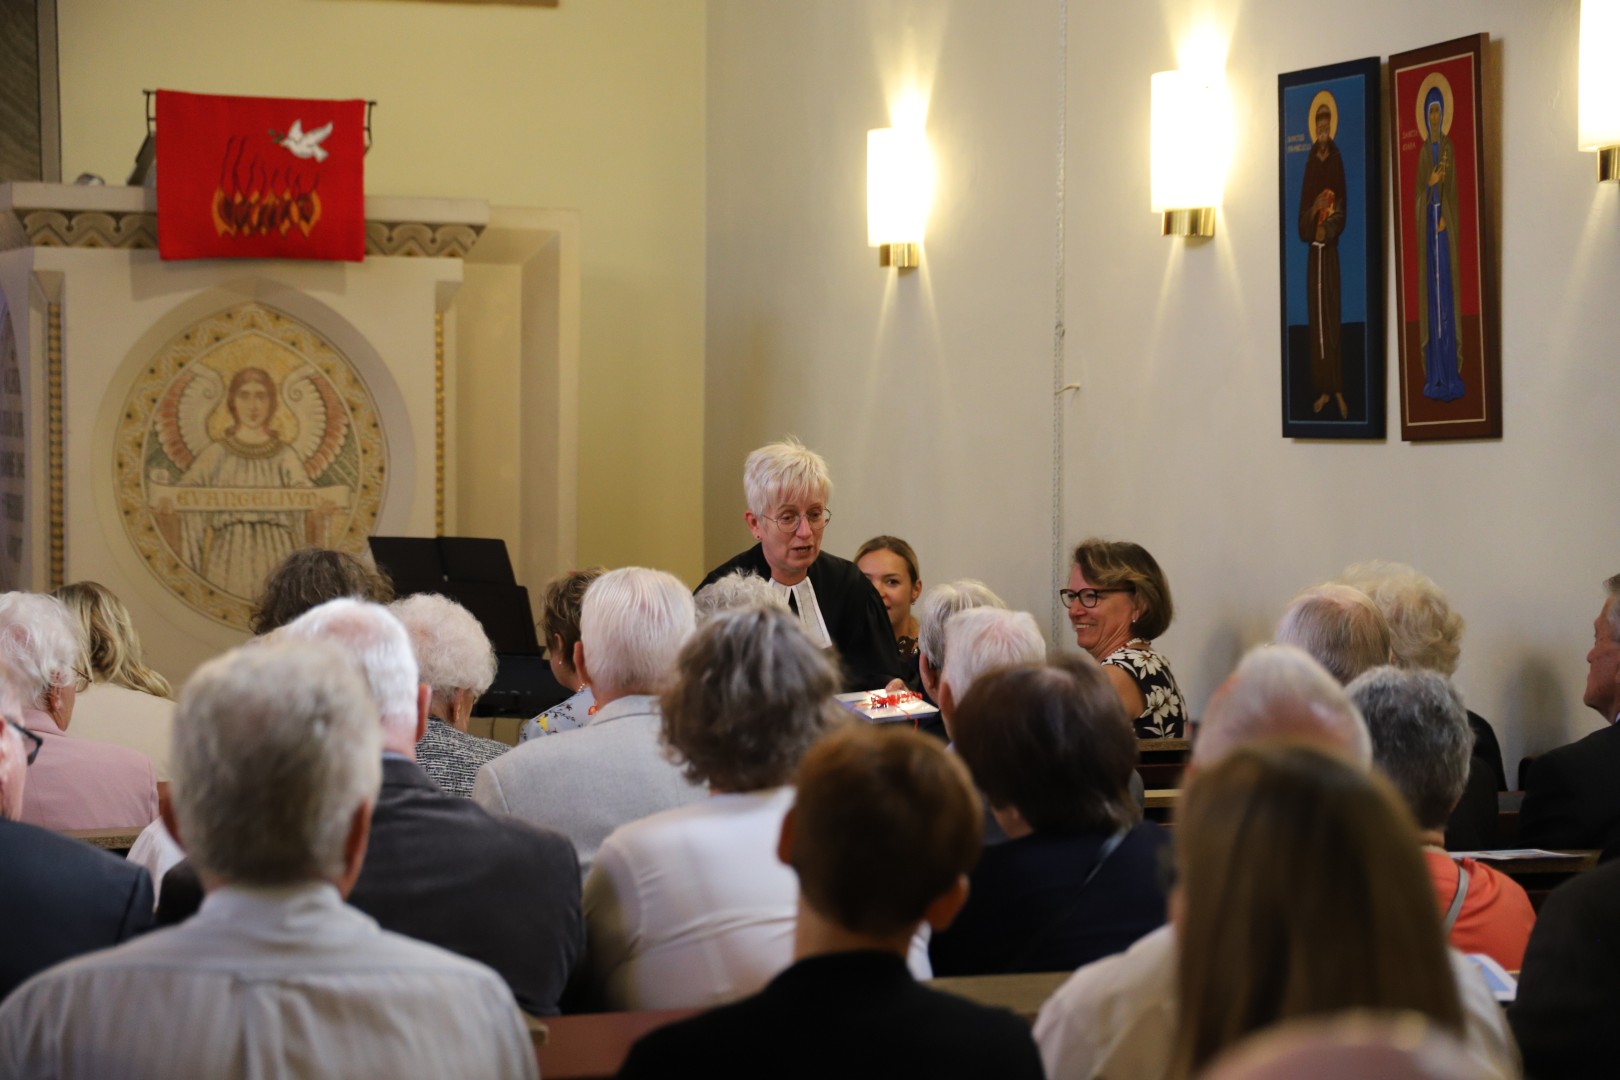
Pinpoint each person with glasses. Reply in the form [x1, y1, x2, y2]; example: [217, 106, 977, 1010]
[0, 697, 156, 1001]
[698, 438, 902, 692]
[0, 593, 158, 831]
[1063, 539, 1188, 738]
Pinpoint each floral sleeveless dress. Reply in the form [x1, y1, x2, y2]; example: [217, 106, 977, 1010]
[1101, 645, 1187, 738]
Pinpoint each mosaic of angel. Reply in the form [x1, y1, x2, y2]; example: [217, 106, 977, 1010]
[150, 362, 350, 601]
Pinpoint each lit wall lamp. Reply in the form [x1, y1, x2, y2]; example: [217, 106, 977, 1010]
[1150, 69, 1227, 237]
[1580, 0, 1620, 181]
[867, 126, 932, 268]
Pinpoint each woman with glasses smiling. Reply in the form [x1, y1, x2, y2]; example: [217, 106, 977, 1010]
[1063, 538, 1188, 738]
[698, 438, 902, 692]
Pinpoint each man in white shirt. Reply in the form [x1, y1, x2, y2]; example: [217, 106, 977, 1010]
[0, 640, 537, 1080]
[1032, 644, 1517, 1080]
[474, 566, 707, 872]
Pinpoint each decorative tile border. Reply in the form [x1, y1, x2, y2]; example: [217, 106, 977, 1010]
[6, 208, 483, 258]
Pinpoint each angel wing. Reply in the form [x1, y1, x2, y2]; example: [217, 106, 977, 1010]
[154, 365, 223, 472]
[282, 364, 349, 480]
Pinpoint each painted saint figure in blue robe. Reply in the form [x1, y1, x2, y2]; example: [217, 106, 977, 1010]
[1415, 87, 1466, 403]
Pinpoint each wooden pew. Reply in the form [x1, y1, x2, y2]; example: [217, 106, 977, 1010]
[530, 1009, 699, 1079]
[61, 825, 145, 856]
[929, 970, 1071, 1023]
[526, 971, 1077, 1077]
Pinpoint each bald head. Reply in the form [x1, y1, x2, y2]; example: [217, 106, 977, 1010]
[1195, 644, 1370, 768]
[1275, 584, 1392, 685]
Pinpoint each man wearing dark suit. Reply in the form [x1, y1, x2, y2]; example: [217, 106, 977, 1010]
[0, 716, 154, 1000]
[1509, 859, 1620, 1078]
[616, 725, 1042, 1080]
[1519, 575, 1620, 859]
[159, 598, 583, 1015]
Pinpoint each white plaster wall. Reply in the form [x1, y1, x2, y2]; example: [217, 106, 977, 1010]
[1066, 1, 1613, 771]
[705, 1, 1064, 624]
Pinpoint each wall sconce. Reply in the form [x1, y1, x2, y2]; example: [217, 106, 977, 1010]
[1150, 69, 1226, 237]
[1581, 0, 1620, 181]
[867, 126, 932, 268]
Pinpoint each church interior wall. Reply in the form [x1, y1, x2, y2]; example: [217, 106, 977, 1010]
[54, 0, 709, 582]
[706, 0, 1618, 773]
[1066, 0, 1612, 775]
[704, 1, 1065, 632]
[39, 0, 1619, 772]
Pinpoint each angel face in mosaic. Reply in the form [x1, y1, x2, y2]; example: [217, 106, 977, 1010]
[153, 361, 351, 603]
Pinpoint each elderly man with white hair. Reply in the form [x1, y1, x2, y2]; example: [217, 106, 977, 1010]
[0, 592, 157, 830]
[938, 607, 1046, 743]
[1031, 644, 1516, 1080]
[161, 598, 583, 1017]
[1274, 583, 1393, 685]
[475, 567, 707, 873]
[389, 592, 509, 798]
[0, 678, 155, 1000]
[698, 438, 902, 691]
[916, 580, 1005, 699]
[0, 640, 538, 1079]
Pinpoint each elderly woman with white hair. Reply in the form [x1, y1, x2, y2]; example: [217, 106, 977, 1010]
[698, 438, 901, 692]
[390, 593, 510, 798]
[0, 593, 157, 830]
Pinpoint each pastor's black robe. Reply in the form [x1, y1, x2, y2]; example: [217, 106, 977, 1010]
[699, 544, 902, 692]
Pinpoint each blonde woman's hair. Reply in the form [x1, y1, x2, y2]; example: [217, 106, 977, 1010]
[53, 581, 173, 699]
[1337, 561, 1465, 676]
[1170, 742, 1463, 1078]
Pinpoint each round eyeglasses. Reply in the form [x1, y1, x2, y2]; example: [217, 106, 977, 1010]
[766, 507, 832, 534]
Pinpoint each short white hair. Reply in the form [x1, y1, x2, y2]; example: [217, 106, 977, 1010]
[171, 640, 382, 885]
[279, 598, 420, 741]
[743, 437, 832, 518]
[388, 593, 498, 712]
[1274, 584, 1392, 685]
[917, 580, 1006, 673]
[580, 567, 696, 696]
[1195, 644, 1372, 767]
[941, 608, 1046, 702]
[1338, 561, 1465, 676]
[694, 570, 789, 623]
[0, 592, 83, 708]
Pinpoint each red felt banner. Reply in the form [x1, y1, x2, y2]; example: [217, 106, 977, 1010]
[156, 91, 366, 262]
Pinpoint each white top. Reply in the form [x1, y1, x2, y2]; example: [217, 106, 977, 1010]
[0, 882, 537, 1080]
[1031, 924, 1519, 1080]
[125, 817, 186, 902]
[769, 577, 832, 649]
[68, 682, 176, 782]
[581, 786, 931, 1010]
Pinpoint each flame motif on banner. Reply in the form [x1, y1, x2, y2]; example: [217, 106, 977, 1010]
[157, 91, 365, 261]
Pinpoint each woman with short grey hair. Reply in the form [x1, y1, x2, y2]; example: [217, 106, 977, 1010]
[1347, 666, 1535, 970]
[580, 605, 933, 1011]
[697, 438, 901, 692]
